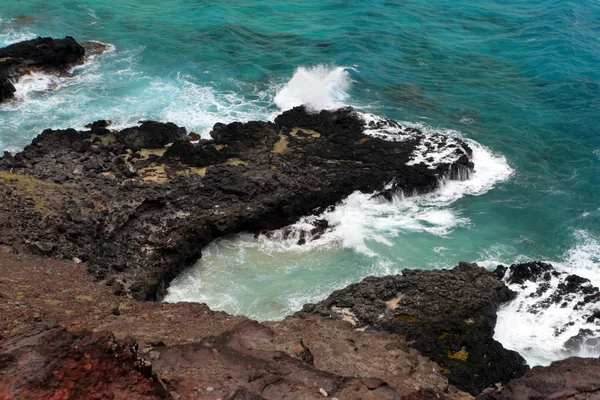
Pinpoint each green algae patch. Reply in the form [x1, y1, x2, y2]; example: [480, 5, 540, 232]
[438, 331, 460, 340]
[226, 158, 249, 166]
[45, 299, 60, 305]
[0, 172, 63, 216]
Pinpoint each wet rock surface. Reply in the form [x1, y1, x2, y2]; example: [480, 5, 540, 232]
[0, 106, 473, 301]
[495, 261, 600, 357]
[300, 262, 529, 395]
[477, 357, 600, 400]
[0, 36, 86, 102]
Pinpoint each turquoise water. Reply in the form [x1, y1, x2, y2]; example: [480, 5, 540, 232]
[2, 0, 600, 365]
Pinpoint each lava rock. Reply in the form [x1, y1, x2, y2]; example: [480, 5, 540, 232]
[0, 319, 168, 399]
[0, 106, 474, 303]
[477, 357, 600, 400]
[496, 261, 600, 356]
[299, 262, 529, 395]
[0, 37, 89, 103]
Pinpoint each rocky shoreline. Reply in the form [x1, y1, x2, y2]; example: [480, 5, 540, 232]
[2, 37, 600, 400]
[300, 262, 528, 395]
[0, 100, 473, 301]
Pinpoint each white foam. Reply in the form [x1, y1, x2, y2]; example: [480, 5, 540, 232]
[491, 230, 600, 366]
[199, 125, 513, 258]
[1, 45, 274, 150]
[495, 276, 600, 367]
[564, 230, 600, 286]
[158, 74, 272, 137]
[274, 65, 352, 112]
[0, 24, 37, 47]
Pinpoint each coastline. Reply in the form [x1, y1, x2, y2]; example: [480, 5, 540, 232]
[2, 36, 600, 400]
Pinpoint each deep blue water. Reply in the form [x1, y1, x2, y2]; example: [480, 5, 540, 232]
[1, 0, 600, 365]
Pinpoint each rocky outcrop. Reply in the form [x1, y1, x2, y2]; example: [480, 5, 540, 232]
[0, 106, 473, 301]
[151, 319, 460, 399]
[478, 357, 600, 400]
[0, 252, 471, 400]
[0, 36, 106, 102]
[300, 262, 529, 395]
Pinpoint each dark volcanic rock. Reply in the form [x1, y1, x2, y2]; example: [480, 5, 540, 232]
[477, 357, 600, 400]
[0, 106, 474, 302]
[0, 36, 86, 102]
[0, 319, 167, 399]
[299, 262, 529, 395]
[495, 261, 558, 285]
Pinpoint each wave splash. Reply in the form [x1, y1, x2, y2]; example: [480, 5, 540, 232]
[273, 65, 352, 112]
[250, 132, 512, 256]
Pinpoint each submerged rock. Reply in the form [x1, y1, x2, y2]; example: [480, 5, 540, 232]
[299, 262, 529, 395]
[0, 106, 474, 301]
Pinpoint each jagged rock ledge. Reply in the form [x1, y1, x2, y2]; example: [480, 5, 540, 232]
[2, 251, 598, 398]
[299, 262, 530, 395]
[0, 106, 473, 301]
[0, 36, 107, 102]
[0, 251, 472, 399]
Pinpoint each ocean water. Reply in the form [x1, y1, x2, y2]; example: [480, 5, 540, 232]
[2, 0, 600, 367]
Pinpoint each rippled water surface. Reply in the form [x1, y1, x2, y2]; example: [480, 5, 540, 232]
[2, 0, 600, 366]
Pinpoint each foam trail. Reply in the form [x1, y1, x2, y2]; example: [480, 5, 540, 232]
[165, 120, 515, 320]
[0, 20, 37, 47]
[274, 65, 352, 112]
[564, 230, 600, 286]
[247, 129, 513, 257]
[1, 46, 274, 151]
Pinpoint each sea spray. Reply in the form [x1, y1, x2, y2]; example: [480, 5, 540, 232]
[274, 65, 352, 112]
[494, 231, 600, 366]
[164, 115, 515, 318]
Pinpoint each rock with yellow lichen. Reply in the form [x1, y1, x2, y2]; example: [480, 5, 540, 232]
[0, 106, 473, 303]
[299, 262, 529, 395]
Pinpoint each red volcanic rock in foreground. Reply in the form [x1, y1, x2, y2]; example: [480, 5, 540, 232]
[0, 319, 166, 400]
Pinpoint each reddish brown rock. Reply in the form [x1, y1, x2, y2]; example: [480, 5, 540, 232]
[0, 252, 471, 400]
[0, 319, 167, 400]
[150, 319, 456, 400]
[477, 357, 600, 400]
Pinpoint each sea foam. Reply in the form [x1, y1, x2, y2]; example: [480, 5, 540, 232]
[274, 65, 352, 112]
